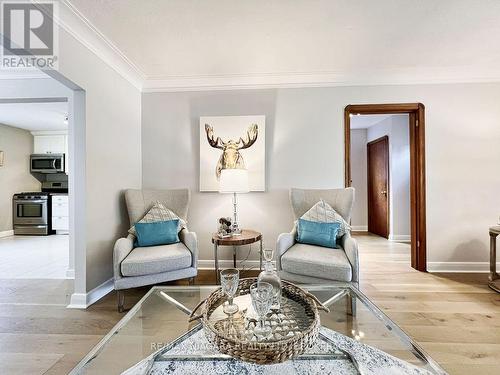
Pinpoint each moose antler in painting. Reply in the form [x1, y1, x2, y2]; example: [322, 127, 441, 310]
[205, 124, 259, 180]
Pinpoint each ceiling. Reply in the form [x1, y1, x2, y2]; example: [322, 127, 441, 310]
[0, 102, 69, 131]
[66, 0, 500, 89]
[350, 114, 408, 130]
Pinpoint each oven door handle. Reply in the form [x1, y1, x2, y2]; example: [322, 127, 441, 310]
[14, 199, 47, 204]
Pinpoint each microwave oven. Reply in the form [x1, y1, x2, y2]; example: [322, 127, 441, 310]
[30, 154, 65, 174]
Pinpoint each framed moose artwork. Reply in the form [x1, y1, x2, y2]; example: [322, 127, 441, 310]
[199, 115, 266, 192]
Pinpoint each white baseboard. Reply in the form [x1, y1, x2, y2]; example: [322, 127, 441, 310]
[198, 259, 261, 270]
[0, 230, 14, 238]
[389, 234, 411, 243]
[67, 278, 114, 309]
[427, 262, 500, 273]
[66, 268, 75, 279]
[351, 226, 368, 232]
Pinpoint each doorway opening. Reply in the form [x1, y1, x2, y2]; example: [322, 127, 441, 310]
[344, 104, 426, 272]
[0, 69, 87, 307]
[0, 97, 72, 279]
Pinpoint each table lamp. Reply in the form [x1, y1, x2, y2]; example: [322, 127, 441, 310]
[219, 168, 249, 235]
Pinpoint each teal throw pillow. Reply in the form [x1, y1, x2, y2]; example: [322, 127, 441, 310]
[135, 219, 180, 247]
[297, 218, 340, 248]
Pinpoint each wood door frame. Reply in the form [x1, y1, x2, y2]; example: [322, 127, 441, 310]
[367, 135, 390, 238]
[344, 103, 427, 272]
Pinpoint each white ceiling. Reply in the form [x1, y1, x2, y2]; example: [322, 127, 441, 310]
[0, 102, 69, 131]
[350, 114, 407, 130]
[66, 0, 500, 89]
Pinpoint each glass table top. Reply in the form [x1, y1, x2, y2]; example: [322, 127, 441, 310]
[70, 284, 446, 375]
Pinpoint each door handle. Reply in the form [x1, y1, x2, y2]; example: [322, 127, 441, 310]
[15, 199, 46, 203]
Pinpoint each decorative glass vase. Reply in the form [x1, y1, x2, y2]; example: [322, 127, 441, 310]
[257, 248, 282, 311]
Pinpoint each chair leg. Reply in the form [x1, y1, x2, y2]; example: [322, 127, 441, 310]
[117, 290, 125, 313]
[347, 293, 357, 317]
[188, 277, 195, 285]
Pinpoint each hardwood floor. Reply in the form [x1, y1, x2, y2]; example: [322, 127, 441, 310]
[354, 233, 500, 375]
[0, 233, 498, 374]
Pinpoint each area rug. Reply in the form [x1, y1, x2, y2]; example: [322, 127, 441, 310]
[121, 325, 435, 375]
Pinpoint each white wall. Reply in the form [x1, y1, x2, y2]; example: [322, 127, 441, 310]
[141, 90, 291, 265]
[56, 28, 142, 293]
[350, 129, 368, 230]
[0, 124, 40, 232]
[388, 117, 410, 240]
[141, 83, 500, 272]
[0, 77, 70, 99]
[366, 115, 410, 240]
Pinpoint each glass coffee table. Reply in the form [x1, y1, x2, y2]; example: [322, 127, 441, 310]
[70, 284, 446, 374]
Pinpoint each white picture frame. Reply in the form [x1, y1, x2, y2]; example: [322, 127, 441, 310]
[199, 115, 266, 192]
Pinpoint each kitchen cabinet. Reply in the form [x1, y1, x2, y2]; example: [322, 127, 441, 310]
[34, 135, 66, 154]
[52, 195, 69, 233]
[32, 132, 69, 175]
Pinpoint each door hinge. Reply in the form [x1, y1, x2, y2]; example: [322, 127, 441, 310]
[415, 119, 419, 128]
[417, 240, 420, 248]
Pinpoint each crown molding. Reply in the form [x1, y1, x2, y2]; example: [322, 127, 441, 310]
[56, 1, 145, 90]
[141, 69, 500, 93]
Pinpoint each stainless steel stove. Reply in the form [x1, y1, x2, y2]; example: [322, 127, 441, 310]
[13, 192, 52, 235]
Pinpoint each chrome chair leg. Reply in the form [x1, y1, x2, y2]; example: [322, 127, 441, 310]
[347, 293, 357, 317]
[117, 290, 125, 313]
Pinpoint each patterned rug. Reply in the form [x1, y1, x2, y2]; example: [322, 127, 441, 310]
[120, 325, 437, 375]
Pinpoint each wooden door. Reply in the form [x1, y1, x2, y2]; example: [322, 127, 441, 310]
[367, 136, 390, 238]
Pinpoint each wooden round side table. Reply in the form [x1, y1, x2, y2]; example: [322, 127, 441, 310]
[212, 229, 263, 284]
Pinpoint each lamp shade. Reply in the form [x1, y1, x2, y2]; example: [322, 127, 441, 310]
[219, 168, 249, 193]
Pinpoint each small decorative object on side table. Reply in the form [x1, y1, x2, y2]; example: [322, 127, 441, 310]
[489, 225, 500, 293]
[217, 217, 233, 238]
[212, 229, 263, 284]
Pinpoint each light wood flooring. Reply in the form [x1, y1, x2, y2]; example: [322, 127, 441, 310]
[0, 233, 498, 374]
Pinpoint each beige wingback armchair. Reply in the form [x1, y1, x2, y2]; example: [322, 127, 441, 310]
[276, 188, 359, 313]
[113, 189, 198, 312]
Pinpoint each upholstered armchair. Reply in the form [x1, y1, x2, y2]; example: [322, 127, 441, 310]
[276, 188, 359, 313]
[113, 189, 198, 312]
